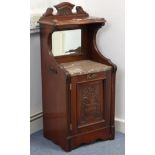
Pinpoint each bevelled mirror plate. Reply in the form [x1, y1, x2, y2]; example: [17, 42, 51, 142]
[52, 29, 81, 56]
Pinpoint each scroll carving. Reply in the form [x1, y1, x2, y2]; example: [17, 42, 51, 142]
[43, 8, 54, 17]
[42, 2, 89, 18]
[55, 2, 74, 16]
[76, 6, 87, 15]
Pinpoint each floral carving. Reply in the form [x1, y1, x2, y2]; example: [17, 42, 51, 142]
[79, 84, 103, 125]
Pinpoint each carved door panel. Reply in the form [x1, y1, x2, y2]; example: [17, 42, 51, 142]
[71, 71, 111, 134]
[77, 80, 104, 127]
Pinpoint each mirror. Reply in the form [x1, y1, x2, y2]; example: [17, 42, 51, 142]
[52, 29, 81, 56]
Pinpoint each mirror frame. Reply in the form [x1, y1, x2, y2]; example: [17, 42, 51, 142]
[52, 29, 82, 57]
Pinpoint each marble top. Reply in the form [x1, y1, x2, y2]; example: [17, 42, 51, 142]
[60, 60, 112, 76]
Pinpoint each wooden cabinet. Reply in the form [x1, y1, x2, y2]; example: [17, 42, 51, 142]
[72, 73, 110, 131]
[38, 2, 117, 151]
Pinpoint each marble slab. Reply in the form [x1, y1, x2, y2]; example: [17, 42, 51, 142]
[60, 60, 112, 76]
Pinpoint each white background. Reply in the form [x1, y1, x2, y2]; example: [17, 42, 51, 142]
[0, 0, 155, 155]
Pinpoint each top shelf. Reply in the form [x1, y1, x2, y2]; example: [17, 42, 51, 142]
[38, 2, 105, 26]
[38, 16, 106, 26]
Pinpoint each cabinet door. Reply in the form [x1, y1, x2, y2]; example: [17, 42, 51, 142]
[71, 72, 111, 134]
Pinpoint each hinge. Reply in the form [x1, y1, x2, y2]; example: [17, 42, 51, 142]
[69, 83, 72, 90]
[69, 123, 72, 131]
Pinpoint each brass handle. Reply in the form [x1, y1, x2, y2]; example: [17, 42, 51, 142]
[87, 73, 97, 79]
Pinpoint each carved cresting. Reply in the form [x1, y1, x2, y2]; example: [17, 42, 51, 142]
[43, 2, 89, 18]
[55, 2, 74, 16]
[78, 81, 103, 126]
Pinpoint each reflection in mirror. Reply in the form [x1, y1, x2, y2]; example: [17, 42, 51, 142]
[52, 29, 81, 56]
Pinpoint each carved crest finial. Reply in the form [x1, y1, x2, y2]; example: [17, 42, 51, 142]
[43, 8, 54, 17]
[54, 2, 75, 16]
[76, 6, 87, 14]
[41, 2, 88, 18]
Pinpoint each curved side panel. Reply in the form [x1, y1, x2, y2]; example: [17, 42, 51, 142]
[40, 25, 71, 150]
[88, 24, 117, 72]
[87, 24, 117, 138]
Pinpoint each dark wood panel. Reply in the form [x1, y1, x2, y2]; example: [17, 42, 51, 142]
[70, 71, 112, 134]
[77, 80, 104, 127]
[69, 127, 111, 150]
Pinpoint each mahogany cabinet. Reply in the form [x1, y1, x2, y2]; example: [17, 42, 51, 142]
[38, 2, 117, 151]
